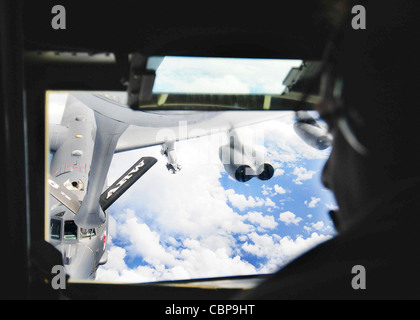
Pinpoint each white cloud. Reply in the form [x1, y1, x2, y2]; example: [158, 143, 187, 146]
[303, 221, 334, 234]
[274, 184, 286, 195]
[97, 239, 258, 283]
[242, 232, 332, 273]
[97, 207, 259, 282]
[305, 196, 321, 208]
[311, 221, 325, 231]
[244, 211, 278, 230]
[227, 192, 264, 211]
[273, 168, 285, 177]
[325, 203, 339, 211]
[292, 167, 316, 185]
[117, 209, 177, 267]
[227, 190, 277, 211]
[261, 184, 272, 196]
[264, 197, 277, 208]
[278, 211, 303, 226]
[261, 184, 286, 197]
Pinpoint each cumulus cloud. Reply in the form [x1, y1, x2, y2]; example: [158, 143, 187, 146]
[227, 190, 277, 211]
[241, 232, 333, 273]
[325, 203, 339, 211]
[310, 221, 325, 231]
[227, 192, 264, 211]
[261, 184, 286, 197]
[97, 208, 258, 282]
[117, 209, 177, 267]
[292, 167, 316, 185]
[278, 211, 303, 226]
[274, 184, 286, 195]
[273, 168, 285, 177]
[264, 197, 277, 208]
[303, 221, 334, 234]
[261, 185, 272, 196]
[244, 211, 278, 230]
[305, 197, 321, 208]
[96, 133, 328, 283]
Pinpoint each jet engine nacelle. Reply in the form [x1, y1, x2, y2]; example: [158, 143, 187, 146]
[219, 131, 274, 182]
[257, 162, 275, 181]
[293, 111, 332, 150]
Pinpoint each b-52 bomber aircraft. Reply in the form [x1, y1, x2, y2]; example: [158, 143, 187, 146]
[47, 91, 330, 280]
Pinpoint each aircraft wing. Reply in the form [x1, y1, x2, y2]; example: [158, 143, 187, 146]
[71, 93, 286, 153]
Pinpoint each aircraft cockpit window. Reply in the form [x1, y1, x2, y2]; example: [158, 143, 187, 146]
[50, 219, 61, 240]
[126, 56, 320, 111]
[63, 220, 78, 240]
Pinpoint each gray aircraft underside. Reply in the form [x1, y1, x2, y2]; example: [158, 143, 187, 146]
[49, 96, 107, 280]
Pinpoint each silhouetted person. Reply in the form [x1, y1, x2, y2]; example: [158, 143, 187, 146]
[238, 0, 420, 299]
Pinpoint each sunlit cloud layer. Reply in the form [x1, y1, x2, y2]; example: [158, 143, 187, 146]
[96, 113, 336, 283]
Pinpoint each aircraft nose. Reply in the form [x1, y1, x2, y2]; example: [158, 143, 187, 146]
[59, 243, 96, 280]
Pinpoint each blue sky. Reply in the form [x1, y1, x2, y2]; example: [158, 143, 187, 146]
[151, 56, 304, 95]
[48, 56, 337, 283]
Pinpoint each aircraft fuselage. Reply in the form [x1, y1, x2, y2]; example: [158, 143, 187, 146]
[49, 96, 108, 280]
